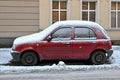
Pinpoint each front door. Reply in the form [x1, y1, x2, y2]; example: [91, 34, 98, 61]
[41, 27, 72, 60]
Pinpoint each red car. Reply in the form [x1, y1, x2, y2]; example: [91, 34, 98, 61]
[11, 20, 113, 66]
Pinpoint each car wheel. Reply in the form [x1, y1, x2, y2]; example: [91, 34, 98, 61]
[21, 51, 38, 66]
[91, 51, 107, 65]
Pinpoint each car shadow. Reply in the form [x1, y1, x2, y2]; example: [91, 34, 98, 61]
[3, 60, 93, 66]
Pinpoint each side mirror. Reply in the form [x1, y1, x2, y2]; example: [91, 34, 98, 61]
[47, 36, 52, 41]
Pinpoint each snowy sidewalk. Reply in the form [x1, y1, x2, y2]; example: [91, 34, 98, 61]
[0, 46, 120, 74]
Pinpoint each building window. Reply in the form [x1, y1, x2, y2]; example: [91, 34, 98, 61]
[82, 2, 96, 22]
[52, 0, 67, 24]
[111, 2, 120, 29]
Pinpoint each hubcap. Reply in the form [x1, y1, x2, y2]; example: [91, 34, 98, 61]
[96, 54, 103, 62]
[25, 56, 33, 63]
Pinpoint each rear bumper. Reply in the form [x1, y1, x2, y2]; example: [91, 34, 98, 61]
[106, 49, 113, 58]
[11, 50, 21, 62]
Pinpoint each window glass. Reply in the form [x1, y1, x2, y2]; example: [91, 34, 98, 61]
[75, 28, 89, 38]
[90, 2, 95, 10]
[118, 2, 120, 10]
[111, 12, 116, 28]
[118, 12, 120, 28]
[60, 11, 67, 20]
[52, 1, 59, 9]
[52, 11, 59, 23]
[82, 12, 88, 20]
[111, 2, 116, 10]
[82, 2, 88, 10]
[60, 1, 67, 9]
[52, 28, 71, 41]
[89, 29, 96, 37]
[75, 28, 96, 40]
[90, 12, 95, 22]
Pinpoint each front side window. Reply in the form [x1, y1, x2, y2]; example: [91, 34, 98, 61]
[52, 0, 67, 24]
[111, 2, 120, 29]
[75, 27, 96, 40]
[82, 2, 96, 22]
[52, 27, 71, 41]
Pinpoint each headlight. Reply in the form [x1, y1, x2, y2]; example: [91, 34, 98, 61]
[12, 44, 16, 50]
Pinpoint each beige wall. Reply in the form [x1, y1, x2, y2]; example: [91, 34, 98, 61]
[99, 0, 110, 29]
[99, 0, 120, 40]
[0, 0, 120, 41]
[107, 30, 120, 40]
[69, 0, 81, 20]
[0, 0, 39, 37]
[39, 0, 51, 29]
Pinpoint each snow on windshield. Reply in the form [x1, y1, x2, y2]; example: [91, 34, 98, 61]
[13, 22, 59, 45]
[13, 20, 110, 45]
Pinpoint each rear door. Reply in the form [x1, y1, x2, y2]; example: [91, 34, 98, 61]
[72, 27, 97, 59]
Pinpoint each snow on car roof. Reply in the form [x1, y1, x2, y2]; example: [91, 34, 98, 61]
[13, 20, 109, 45]
[53, 20, 100, 27]
[53, 20, 103, 29]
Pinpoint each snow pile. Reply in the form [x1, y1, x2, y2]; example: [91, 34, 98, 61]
[52, 61, 66, 70]
[1, 62, 120, 74]
[110, 46, 120, 64]
[0, 48, 12, 64]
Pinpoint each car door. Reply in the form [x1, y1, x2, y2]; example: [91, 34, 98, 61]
[72, 27, 97, 59]
[41, 27, 73, 60]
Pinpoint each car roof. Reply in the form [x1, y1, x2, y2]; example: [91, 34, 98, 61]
[52, 20, 102, 29]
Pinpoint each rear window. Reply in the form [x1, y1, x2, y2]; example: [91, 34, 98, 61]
[75, 27, 96, 40]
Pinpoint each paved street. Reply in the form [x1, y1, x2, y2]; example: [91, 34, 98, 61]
[0, 69, 120, 80]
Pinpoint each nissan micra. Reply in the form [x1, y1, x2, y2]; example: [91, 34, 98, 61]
[11, 20, 113, 66]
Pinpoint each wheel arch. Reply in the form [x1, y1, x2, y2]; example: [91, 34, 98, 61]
[90, 49, 106, 59]
[20, 50, 41, 62]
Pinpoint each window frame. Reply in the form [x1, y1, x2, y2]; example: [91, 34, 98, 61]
[82, 1, 96, 22]
[51, 27, 72, 41]
[51, 0, 68, 24]
[74, 27, 96, 40]
[111, 2, 120, 29]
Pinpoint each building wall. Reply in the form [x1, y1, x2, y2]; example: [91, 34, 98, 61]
[69, 0, 81, 20]
[0, 0, 120, 46]
[0, 0, 40, 45]
[39, 0, 120, 41]
[0, 0, 39, 38]
[39, 0, 51, 29]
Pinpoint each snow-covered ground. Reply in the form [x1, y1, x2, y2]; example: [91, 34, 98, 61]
[0, 46, 120, 74]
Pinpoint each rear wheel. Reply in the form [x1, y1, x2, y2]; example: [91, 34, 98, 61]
[21, 51, 38, 66]
[91, 51, 107, 65]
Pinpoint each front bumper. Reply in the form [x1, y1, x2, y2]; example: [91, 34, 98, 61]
[11, 50, 21, 62]
[106, 49, 113, 58]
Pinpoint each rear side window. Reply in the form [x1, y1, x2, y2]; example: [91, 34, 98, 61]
[75, 27, 96, 40]
[52, 27, 71, 41]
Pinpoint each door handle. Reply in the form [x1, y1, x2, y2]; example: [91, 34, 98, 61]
[64, 42, 70, 45]
[92, 41, 96, 44]
[79, 46, 82, 48]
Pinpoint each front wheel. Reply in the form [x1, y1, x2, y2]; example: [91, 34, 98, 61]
[91, 51, 107, 65]
[21, 51, 38, 66]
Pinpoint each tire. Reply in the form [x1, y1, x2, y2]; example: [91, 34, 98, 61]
[91, 51, 107, 65]
[21, 51, 38, 66]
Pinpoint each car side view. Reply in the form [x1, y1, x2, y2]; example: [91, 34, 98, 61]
[11, 20, 113, 66]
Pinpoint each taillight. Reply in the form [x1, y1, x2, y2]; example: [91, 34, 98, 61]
[108, 41, 112, 49]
